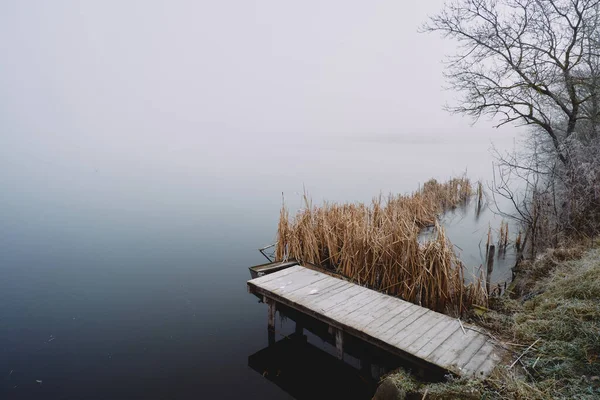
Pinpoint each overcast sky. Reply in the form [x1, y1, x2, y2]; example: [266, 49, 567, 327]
[0, 1, 516, 209]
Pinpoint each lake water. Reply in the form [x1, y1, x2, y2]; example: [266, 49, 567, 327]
[0, 128, 519, 399]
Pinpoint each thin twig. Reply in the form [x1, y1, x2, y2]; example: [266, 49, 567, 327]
[510, 338, 541, 369]
[458, 318, 466, 334]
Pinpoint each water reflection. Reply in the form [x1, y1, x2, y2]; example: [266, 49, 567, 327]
[248, 302, 446, 400]
[425, 199, 518, 285]
[248, 335, 377, 400]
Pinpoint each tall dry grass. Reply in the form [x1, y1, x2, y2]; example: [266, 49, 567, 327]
[275, 177, 487, 316]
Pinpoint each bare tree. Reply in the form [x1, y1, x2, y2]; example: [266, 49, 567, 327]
[423, 0, 600, 165]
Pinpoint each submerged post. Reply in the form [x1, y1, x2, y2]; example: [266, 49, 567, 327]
[486, 245, 496, 295]
[265, 297, 276, 346]
[335, 328, 344, 360]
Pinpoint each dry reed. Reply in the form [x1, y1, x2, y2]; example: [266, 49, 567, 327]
[515, 230, 523, 252]
[476, 180, 484, 216]
[275, 177, 487, 316]
[498, 221, 510, 252]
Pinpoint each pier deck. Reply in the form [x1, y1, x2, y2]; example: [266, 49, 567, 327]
[247, 265, 503, 378]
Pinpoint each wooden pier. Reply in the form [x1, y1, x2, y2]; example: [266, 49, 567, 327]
[248, 265, 503, 378]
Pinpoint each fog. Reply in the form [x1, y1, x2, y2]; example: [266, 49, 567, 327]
[1, 1, 515, 203]
[0, 2, 517, 398]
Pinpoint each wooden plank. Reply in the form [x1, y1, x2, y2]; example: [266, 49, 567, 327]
[461, 342, 497, 376]
[336, 294, 394, 327]
[471, 348, 501, 378]
[412, 319, 462, 358]
[362, 300, 416, 333]
[268, 271, 330, 296]
[249, 268, 307, 294]
[251, 260, 298, 277]
[383, 310, 438, 344]
[439, 333, 487, 374]
[251, 279, 429, 367]
[373, 306, 429, 339]
[292, 283, 357, 316]
[451, 333, 488, 370]
[333, 296, 401, 333]
[325, 289, 382, 320]
[316, 285, 369, 312]
[355, 297, 410, 331]
[248, 265, 503, 378]
[249, 264, 304, 285]
[390, 311, 448, 348]
[297, 281, 355, 308]
[379, 309, 433, 342]
[281, 275, 341, 301]
[259, 268, 321, 290]
[425, 328, 477, 368]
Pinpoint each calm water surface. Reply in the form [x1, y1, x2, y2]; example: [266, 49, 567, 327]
[0, 2, 522, 397]
[0, 132, 518, 399]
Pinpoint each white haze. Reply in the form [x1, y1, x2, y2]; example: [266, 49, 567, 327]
[0, 1, 517, 245]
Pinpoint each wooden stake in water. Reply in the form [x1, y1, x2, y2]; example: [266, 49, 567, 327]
[486, 245, 496, 295]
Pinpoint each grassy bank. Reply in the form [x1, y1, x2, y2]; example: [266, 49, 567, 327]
[377, 241, 600, 399]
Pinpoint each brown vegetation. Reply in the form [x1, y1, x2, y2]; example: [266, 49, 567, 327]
[275, 177, 486, 316]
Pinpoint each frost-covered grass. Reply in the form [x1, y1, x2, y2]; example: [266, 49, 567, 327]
[508, 247, 600, 398]
[379, 242, 600, 399]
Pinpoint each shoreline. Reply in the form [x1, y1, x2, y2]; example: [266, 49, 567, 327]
[374, 239, 600, 399]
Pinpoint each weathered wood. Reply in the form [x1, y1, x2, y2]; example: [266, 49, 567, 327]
[376, 306, 429, 339]
[283, 276, 344, 303]
[262, 270, 327, 294]
[268, 328, 275, 346]
[410, 319, 460, 356]
[325, 289, 381, 319]
[358, 297, 408, 329]
[486, 245, 496, 295]
[391, 311, 448, 348]
[250, 260, 298, 279]
[248, 266, 503, 378]
[335, 328, 344, 360]
[363, 302, 419, 335]
[447, 333, 488, 371]
[266, 297, 276, 331]
[251, 265, 304, 285]
[337, 295, 392, 327]
[300, 280, 353, 303]
[461, 342, 497, 376]
[426, 328, 478, 366]
[319, 285, 367, 312]
[466, 345, 501, 377]
[417, 322, 463, 360]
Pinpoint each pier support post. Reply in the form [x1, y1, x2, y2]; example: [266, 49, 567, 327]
[265, 296, 276, 346]
[335, 328, 344, 360]
[265, 297, 276, 331]
[268, 328, 275, 346]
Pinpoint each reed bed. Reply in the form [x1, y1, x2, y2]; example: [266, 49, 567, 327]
[498, 221, 509, 250]
[275, 177, 487, 316]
